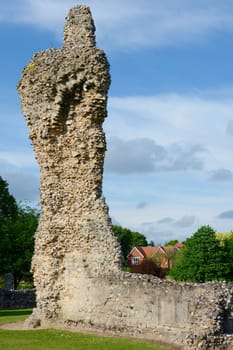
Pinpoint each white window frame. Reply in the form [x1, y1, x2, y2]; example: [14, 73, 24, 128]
[131, 256, 140, 265]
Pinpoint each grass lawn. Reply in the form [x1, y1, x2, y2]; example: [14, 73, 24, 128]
[0, 309, 175, 350]
[0, 309, 32, 325]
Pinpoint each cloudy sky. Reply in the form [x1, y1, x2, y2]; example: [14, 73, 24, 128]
[1, 0, 233, 244]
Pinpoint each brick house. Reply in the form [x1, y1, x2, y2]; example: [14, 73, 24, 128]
[150, 244, 183, 269]
[127, 246, 160, 276]
[127, 243, 183, 277]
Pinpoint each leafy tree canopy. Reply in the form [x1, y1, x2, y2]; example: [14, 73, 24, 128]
[164, 239, 178, 246]
[216, 231, 233, 244]
[170, 225, 231, 282]
[0, 176, 18, 221]
[0, 176, 39, 288]
[112, 225, 148, 263]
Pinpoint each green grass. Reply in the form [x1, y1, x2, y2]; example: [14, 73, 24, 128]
[0, 309, 32, 325]
[0, 329, 175, 350]
[0, 309, 174, 350]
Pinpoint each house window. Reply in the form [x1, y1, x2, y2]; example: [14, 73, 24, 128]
[131, 257, 140, 265]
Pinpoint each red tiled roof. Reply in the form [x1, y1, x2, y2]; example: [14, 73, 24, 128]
[128, 243, 184, 259]
[136, 246, 157, 257]
[158, 244, 183, 256]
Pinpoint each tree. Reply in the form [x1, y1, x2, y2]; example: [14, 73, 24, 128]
[170, 226, 229, 282]
[164, 239, 178, 246]
[216, 231, 233, 245]
[220, 235, 233, 281]
[112, 225, 148, 264]
[0, 176, 18, 279]
[0, 176, 18, 221]
[0, 176, 39, 288]
[6, 205, 39, 288]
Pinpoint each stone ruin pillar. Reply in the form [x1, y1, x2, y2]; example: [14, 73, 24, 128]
[18, 5, 121, 326]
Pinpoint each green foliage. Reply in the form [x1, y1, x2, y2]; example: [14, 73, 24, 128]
[113, 225, 148, 263]
[216, 231, 233, 245]
[11, 205, 39, 287]
[170, 226, 230, 282]
[0, 176, 39, 288]
[164, 240, 178, 247]
[221, 236, 233, 281]
[17, 280, 35, 289]
[0, 177, 18, 221]
[0, 309, 32, 325]
[0, 274, 3, 288]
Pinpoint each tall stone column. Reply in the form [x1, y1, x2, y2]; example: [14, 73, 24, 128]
[18, 5, 121, 326]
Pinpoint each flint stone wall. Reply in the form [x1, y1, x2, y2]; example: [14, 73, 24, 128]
[17, 5, 233, 350]
[0, 289, 36, 309]
[60, 256, 233, 349]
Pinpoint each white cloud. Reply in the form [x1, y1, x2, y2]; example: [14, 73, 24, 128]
[106, 91, 233, 175]
[1, 170, 39, 204]
[226, 120, 233, 137]
[157, 217, 175, 225]
[136, 201, 148, 209]
[105, 137, 206, 174]
[105, 137, 166, 174]
[217, 210, 233, 220]
[0, 150, 37, 169]
[159, 143, 205, 172]
[0, 0, 74, 31]
[138, 216, 196, 244]
[174, 215, 196, 228]
[1, 0, 233, 49]
[209, 168, 233, 182]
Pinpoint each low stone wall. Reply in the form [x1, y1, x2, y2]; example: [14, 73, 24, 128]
[1, 276, 232, 349]
[54, 257, 233, 350]
[0, 289, 36, 309]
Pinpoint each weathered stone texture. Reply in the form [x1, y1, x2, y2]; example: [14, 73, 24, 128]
[18, 4, 121, 322]
[18, 5, 233, 350]
[60, 269, 233, 349]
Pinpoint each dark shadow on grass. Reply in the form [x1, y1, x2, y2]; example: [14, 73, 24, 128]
[0, 309, 32, 317]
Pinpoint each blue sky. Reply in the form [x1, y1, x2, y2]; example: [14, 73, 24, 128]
[1, 0, 233, 244]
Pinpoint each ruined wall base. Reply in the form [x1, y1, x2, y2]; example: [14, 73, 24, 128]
[26, 259, 233, 350]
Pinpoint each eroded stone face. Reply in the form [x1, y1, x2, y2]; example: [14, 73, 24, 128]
[18, 5, 121, 322]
